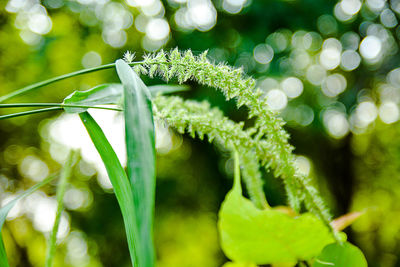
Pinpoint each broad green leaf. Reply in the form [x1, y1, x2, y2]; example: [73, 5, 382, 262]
[312, 242, 367, 267]
[0, 174, 58, 267]
[45, 150, 78, 267]
[222, 262, 257, 267]
[63, 83, 188, 114]
[116, 59, 156, 267]
[218, 151, 334, 266]
[79, 111, 139, 266]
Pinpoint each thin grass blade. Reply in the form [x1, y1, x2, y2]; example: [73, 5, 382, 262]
[116, 59, 156, 267]
[79, 111, 139, 266]
[0, 61, 148, 104]
[0, 173, 58, 267]
[0, 103, 121, 112]
[0, 107, 62, 120]
[45, 150, 78, 267]
[0, 63, 116, 103]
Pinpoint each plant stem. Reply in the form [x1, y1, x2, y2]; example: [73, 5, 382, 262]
[0, 104, 123, 121]
[0, 103, 122, 111]
[0, 107, 62, 120]
[0, 62, 141, 103]
[233, 150, 241, 194]
[45, 150, 78, 267]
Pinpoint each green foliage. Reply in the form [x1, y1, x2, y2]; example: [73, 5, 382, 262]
[138, 49, 332, 225]
[312, 242, 368, 267]
[0, 63, 118, 103]
[63, 82, 188, 114]
[222, 262, 257, 267]
[0, 107, 63, 120]
[218, 151, 334, 266]
[75, 60, 157, 266]
[79, 112, 140, 266]
[116, 59, 156, 266]
[0, 49, 368, 265]
[1, 0, 390, 264]
[63, 83, 124, 113]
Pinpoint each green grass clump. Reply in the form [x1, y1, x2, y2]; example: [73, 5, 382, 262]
[0, 49, 349, 267]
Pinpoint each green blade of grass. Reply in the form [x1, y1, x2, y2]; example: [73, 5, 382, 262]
[0, 173, 59, 267]
[0, 103, 122, 112]
[116, 59, 156, 267]
[0, 107, 62, 120]
[0, 62, 146, 104]
[79, 111, 139, 266]
[0, 58, 188, 104]
[0, 104, 121, 121]
[0, 63, 115, 103]
[45, 150, 78, 267]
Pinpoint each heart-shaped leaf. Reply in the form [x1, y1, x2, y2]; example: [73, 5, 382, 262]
[222, 262, 257, 267]
[312, 242, 367, 267]
[218, 151, 334, 265]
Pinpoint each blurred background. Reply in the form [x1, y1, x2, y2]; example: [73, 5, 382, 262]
[0, 0, 399, 266]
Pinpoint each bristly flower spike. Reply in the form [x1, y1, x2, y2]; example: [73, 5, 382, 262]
[132, 49, 335, 233]
[123, 51, 136, 63]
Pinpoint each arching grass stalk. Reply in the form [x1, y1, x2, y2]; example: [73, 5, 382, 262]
[0, 62, 143, 103]
[0, 104, 122, 120]
[0, 103, 122, 111]
[0, 107, 62, 120]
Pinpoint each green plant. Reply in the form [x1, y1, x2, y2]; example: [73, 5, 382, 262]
[0, 49, 367, 266]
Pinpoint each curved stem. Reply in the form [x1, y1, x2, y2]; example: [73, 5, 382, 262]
[233, 150, 242, 194]
[0, 103, 122, 111]
[0, 107, 62, 120]
[0, 62, 142, 103]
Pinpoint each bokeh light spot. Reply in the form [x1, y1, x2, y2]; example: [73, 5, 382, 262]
[19, 155, 49, 182]
[322, 73, 347, 97]
[146, 18, 170, 41]
[379, 102, 399, 124]
[306, 64, 327, 85]
[265, 89, 288, 111]
[253, 44, 274, 64]
[81, 51, 102, 68]
[281, 77, 303, 98]
[360, 36, 382, 60]
[341, 50, 361, 71]
[323, 109, 350, 139]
